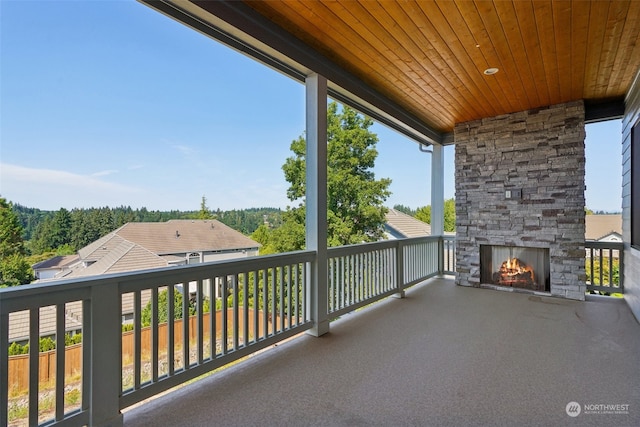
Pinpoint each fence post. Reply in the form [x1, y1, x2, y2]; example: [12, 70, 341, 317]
[89, 280, 123, 426]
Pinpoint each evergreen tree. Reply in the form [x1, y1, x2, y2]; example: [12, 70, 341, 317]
[393, 204, 416, 216]
[197, 196, 213, 220]
[49, 208, 72, 249]
[0, 197, 33, 286]
[0, 197, 27, 258]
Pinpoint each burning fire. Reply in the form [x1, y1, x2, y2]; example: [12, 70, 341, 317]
[500, 257, 535, 282]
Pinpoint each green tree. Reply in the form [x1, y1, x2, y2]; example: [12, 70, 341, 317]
[414, 199, 456, 233]
[0, 198, 33, 286]
[393, 204, 416, 216]
[69, 207, 114, 249]
[415, 205, 431, 224]
[140, 288, 210, 326]
[275, 102, 391, 250]
[269, 210, 306, 252]
[31, 208, 74, 253]
[0, 254, 33, 287]
[50, 208, 72, 248]
[197, 196, 214, 220]
[444, 198, 456, 232]
[0, 197, 27, 258]
[114, 206, 137, 227]
[39, 337, 56, 352]
[251, 224, 274, 254]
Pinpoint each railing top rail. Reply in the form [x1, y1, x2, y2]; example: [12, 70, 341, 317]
[328, 236, 441, 257]
[119, 249, 315, 285]
[0, 286, 91, 313]
[0, 250, 316, 303]
[584, 240, 624, 249]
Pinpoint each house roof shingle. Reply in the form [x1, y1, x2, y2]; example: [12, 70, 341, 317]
[385, 209, 431, 238]
[67, 220, 259, 279]
[114, 220, 259, 254]
[585, 214, 622, 241]
[31, 254, 80, 270]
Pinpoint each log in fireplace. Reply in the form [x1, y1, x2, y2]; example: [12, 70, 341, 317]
[480, 245, 550, 292]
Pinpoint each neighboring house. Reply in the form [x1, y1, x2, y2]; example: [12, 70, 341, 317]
[585, 214, 622, 242]
[585, 214, 622, 261]
[384, 208, 431, 239]
[62, 219, 260, 279]
[11, 220, 261, 343]
[8, 302, 84, 345]
[32, 254, 81, 280]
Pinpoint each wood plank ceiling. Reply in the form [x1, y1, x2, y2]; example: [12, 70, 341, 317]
[242, 0, 640, 134]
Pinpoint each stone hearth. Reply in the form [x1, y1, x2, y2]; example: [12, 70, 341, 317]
[454, 101, 586, 300]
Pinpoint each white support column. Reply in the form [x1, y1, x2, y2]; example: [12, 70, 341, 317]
[305, 73, 329, 337]
[431, 144, 445, 236]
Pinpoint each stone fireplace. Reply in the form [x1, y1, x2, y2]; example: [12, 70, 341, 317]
[454, 101, 586, 300]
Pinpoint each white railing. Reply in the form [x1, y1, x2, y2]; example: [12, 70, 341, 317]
[1, 237, 453, 426]
[328, 236, 447, 317]
[441, 235, 456, 274]
[117, 251, 314, 409]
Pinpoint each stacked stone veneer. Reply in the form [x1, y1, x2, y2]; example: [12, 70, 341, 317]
[454, 101, 587, 300]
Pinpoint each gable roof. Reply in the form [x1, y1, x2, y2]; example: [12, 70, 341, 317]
[385, 209, 431, 238]
[62, 220, 260, 280]
[32, 254, 79, 270]
[585, 214, 622, 241]
[113, 220, 259, 254]
[67, 240, 168, 278]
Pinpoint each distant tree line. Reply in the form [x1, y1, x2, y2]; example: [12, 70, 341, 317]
[8, 202, 282, 263]
[585, 208, 621, 215]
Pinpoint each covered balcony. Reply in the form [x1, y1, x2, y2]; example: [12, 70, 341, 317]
[2, 1, 640, 426]
[2, 237, 638, 426]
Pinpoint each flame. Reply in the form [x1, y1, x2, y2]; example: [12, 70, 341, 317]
[500, 257, 535, 282]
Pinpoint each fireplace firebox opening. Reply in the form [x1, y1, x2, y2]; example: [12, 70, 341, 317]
[480, 245, 550, 292]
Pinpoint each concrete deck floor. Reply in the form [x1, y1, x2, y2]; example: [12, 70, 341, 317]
[124, 277, 640, 427]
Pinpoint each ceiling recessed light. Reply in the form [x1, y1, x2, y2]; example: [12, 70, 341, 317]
[484, 67, 499, 75]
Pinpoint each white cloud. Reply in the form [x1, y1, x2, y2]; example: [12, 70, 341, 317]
[0, 163, 143, 210]
[91, 169, 119, 177]
[172, 144, 197, 156]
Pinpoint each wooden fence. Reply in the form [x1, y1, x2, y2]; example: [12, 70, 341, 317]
[7, 309, 279, 395]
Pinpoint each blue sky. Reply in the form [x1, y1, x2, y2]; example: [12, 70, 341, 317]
[0, 1, 621, 213]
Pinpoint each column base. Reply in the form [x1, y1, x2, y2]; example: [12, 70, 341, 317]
[306, 319, 330, 337]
